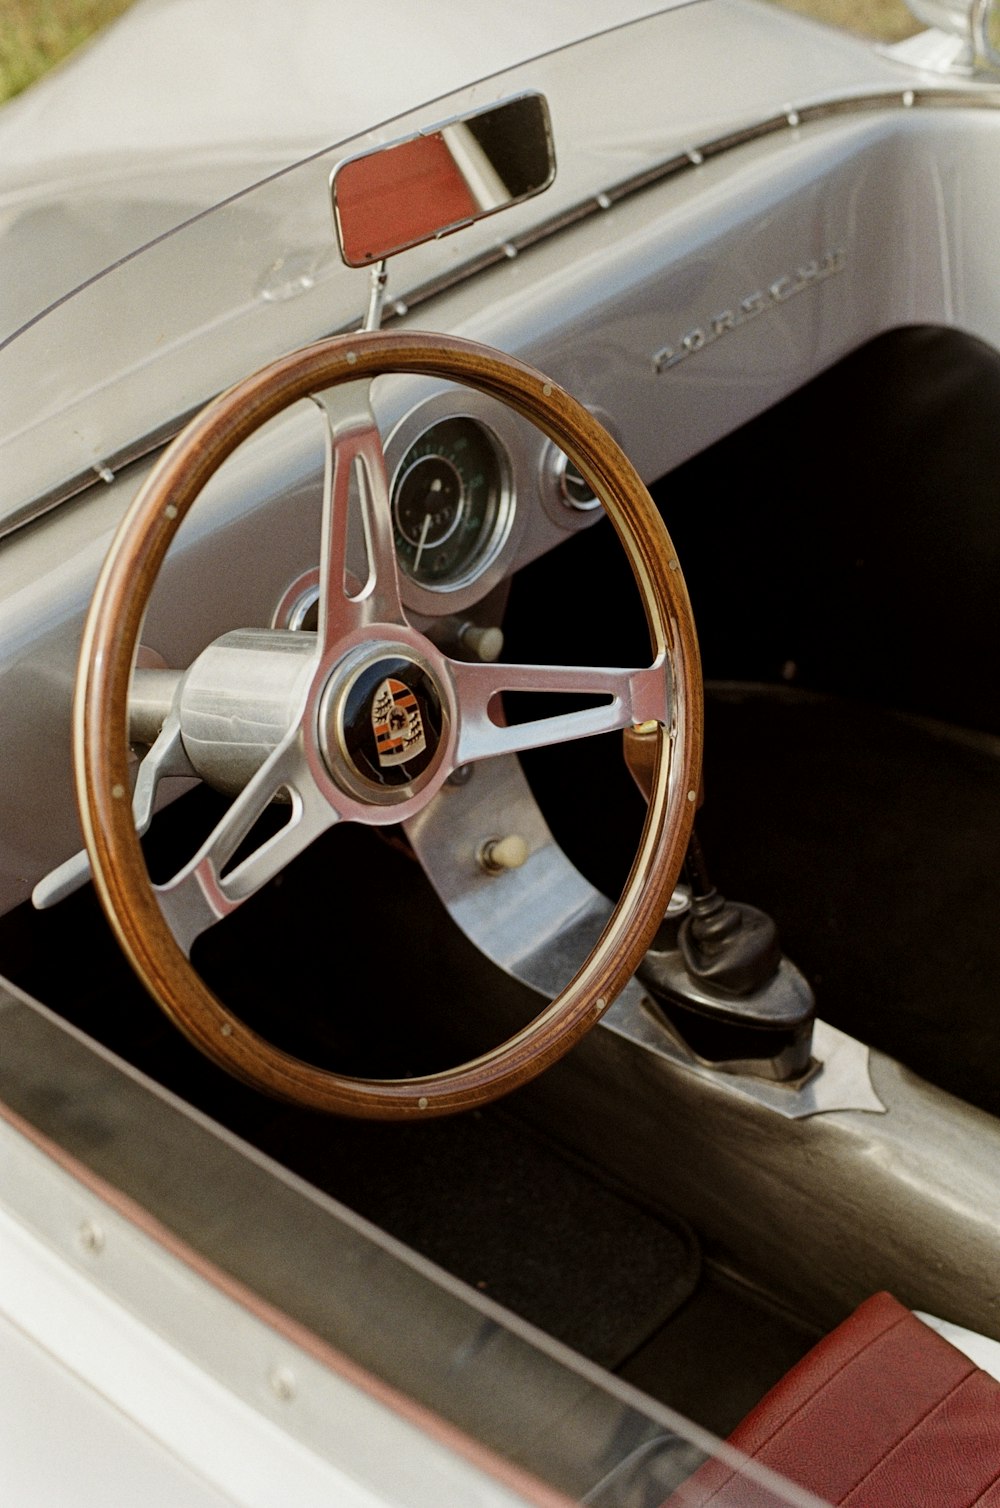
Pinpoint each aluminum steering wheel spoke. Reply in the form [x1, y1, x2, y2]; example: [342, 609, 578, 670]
[311, 388, 407, 646]
[156, 727, 343, 955]
[449, 657, 671, 765]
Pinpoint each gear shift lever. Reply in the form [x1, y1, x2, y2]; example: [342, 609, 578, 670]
[680, 830, 781, 995]
[623, 724, 815, 1081]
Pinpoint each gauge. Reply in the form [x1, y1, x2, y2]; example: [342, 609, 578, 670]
[391, 416, 509, 588]
[555, 451, 600, 511]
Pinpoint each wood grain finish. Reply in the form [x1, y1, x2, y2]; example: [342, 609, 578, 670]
[625, 724, 704, 809]
[75, 331, 702, 1118]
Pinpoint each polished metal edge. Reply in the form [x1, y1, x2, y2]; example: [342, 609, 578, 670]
[0, 1114, 514, 1504]
[7, 83, 1000, 542]
[602, 992, 887, 1120]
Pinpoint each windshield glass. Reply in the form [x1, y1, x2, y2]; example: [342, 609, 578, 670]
[0, 0, 893, 531]
[0, 6, 687, 530]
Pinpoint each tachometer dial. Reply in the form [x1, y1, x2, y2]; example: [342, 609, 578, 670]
[391, 416, 508, 588]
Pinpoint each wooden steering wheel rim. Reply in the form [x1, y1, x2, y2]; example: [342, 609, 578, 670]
[75, 330, 702, 1119]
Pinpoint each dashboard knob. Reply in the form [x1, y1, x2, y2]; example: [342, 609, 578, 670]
[459, 622, 504, 662]
[478, 834, 530, 874]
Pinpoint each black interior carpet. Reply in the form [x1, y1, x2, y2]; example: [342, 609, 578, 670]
[263, 1108, 700, 1369]
[619, 1266, 822, 1439]
[698, 682, 1000, 1117]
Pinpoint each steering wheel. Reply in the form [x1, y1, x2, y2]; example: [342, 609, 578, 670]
[75, 331, 702, 1118]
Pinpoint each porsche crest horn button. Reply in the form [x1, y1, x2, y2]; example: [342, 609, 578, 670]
[321, 648, 446, 802]
[372, 677, 427, 768]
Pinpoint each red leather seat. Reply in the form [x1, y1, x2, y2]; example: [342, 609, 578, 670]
[672, 1291, 1000, 1505]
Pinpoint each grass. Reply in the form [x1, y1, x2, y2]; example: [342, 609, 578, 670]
[772, 0, 920, 41]
[0, 0, 134, 104]
[0, 0, 922, 110]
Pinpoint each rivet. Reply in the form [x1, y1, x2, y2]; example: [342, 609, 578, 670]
[903, 90, 915, 107]
[220, 1023, 233, 1036]
[418, 1096, 429, 1110]
[596, 997, 606, 1010]
[542, 383, 552, 396]
[269, 1366, 296, 1402]
[111, 783, 126, 800]
[346, 351, 357, 365]
[668, 558, 679, 572]
[78, 1220, 104, 1255]
[164, 504, 178, 520]
[687, 789, 697, 802]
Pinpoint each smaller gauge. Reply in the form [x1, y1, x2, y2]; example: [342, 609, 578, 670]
[556, 454, 600, 511]
[540, 410, 617, 532]
[391, 417, 509, 588]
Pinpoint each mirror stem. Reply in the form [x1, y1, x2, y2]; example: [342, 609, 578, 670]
[363, 260, 389, 332]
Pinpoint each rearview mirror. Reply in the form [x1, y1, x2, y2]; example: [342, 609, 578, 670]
[331, 93, 555, 268]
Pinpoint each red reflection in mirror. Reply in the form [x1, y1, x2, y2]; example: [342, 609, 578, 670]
[335, 133, 479, 266]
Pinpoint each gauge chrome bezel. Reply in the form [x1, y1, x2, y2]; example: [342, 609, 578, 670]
[382, 386, 526, 617]
[538, 404, 619, 531]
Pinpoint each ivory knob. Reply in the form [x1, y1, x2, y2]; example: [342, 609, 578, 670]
[460, 623, 504, 662]
[478, 834, 530, 874]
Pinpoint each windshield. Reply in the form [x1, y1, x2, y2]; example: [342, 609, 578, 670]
[0, 6, 686, 530]
[0, 0, 895, 531]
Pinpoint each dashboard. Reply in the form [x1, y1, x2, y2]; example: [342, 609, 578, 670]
[272, 378, 608, 650]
